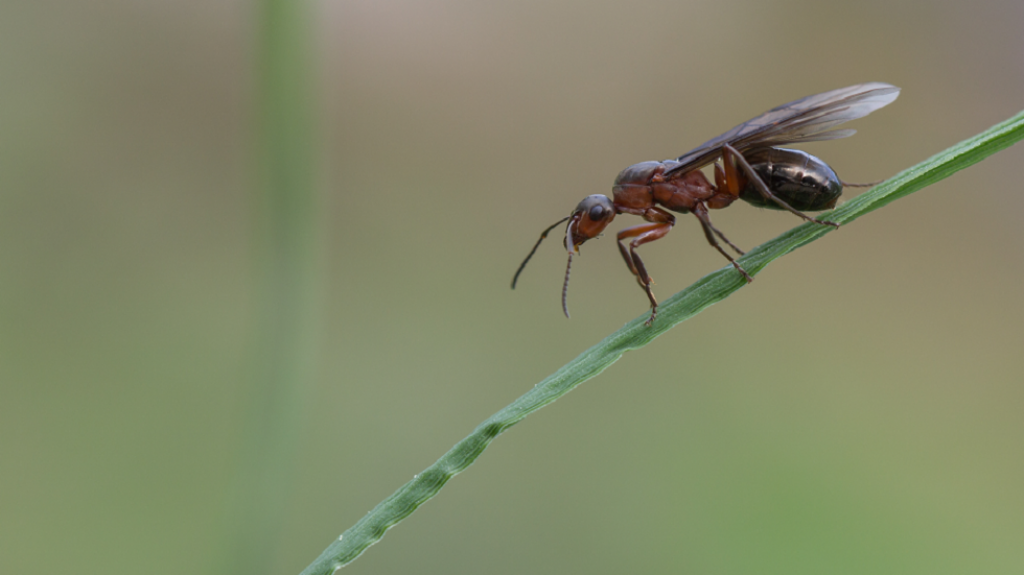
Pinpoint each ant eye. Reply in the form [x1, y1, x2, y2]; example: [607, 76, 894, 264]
[589, 205, 607, 221]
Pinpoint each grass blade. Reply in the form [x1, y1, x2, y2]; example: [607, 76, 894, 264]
[302, 109, 1024, 574]
[227, 0, 320, 571]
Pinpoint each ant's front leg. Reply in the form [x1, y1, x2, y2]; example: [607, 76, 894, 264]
[721, 144, 839, 228]
[616, 208, 675, 326]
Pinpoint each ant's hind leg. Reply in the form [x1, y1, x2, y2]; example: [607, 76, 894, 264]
[841, 179, 883, 188]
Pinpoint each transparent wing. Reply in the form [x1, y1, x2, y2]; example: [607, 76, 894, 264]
[665, 83, 900, 175]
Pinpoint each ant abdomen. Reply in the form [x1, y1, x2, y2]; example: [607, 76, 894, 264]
[738, 147, 843, 211]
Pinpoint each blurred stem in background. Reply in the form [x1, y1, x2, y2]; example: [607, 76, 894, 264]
[226, 0, 320, 571]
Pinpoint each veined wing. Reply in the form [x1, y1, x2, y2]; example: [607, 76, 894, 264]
[665, 83, 900, 176]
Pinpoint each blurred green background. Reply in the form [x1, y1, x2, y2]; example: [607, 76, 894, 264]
[3, 1, 1024, 573]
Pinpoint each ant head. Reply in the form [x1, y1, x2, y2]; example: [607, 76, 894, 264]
[566, 195, 616, 252]
[511, 194, 617, 319]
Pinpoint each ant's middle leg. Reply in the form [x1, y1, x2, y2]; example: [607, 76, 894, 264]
[708, 219, 745, 256]
[695, 162, 747, 256]
[692, 203, 753, 283]
[721, 144, 839, 228]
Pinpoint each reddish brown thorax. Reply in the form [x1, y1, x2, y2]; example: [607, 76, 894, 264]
[612, 160, 740, 216]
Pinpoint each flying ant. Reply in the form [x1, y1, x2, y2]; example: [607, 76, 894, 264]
[512, 83, 900, 326]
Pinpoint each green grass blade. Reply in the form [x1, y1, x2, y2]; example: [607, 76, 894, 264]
[228, 0, 320, 571]
[302, 109, 1024, 574]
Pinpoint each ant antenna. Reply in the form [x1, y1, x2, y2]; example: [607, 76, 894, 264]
[511, 216, 570, 289]
[562, 250, 574, 318]
[561, 217, 578, 318]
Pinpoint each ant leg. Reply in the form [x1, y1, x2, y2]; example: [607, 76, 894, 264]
[703, 162, 743, 210]
[692, 203, 753, 283]
[617, 220, 673, 326]
[840, 179, 883, 188]
[703, 214, 745, 256]
[615, 230, 643, 285]
[722, 144, 839, 228]
[615, 206, 675, 285]
[717, 160, 743, 196]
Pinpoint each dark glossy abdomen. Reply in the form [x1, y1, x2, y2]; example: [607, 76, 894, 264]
[738, 148, 842, 211]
